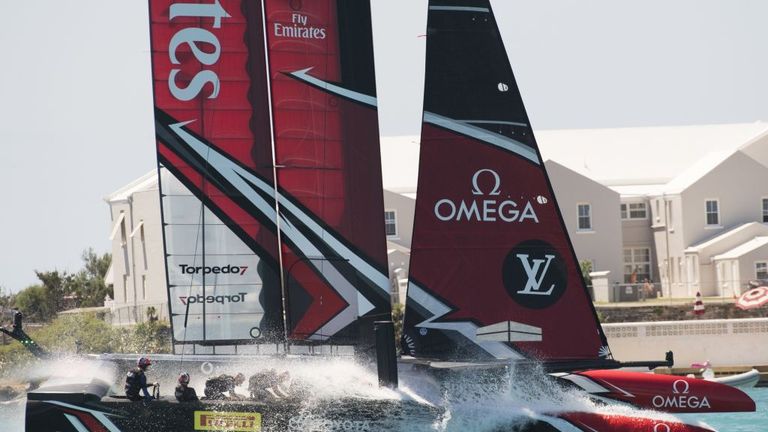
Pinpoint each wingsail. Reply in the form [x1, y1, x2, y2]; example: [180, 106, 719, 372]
[149, 0, 389, 350]
[402, 0, 610, 363]
[264, 0, 391, 344]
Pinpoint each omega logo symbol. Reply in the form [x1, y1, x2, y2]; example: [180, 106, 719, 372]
[672, 379, 690, 394]
[471, 169, 501, 196]
[653, 424, 671, 432]
[434, 168, 541, 223]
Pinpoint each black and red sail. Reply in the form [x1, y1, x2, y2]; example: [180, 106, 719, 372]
[402, 0, 610, 363]
[149, 0, 389, 349]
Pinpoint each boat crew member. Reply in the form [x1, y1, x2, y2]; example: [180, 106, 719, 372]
[125, 357, 157, 402]
[175, 372, 199, 402]
[248, 369, 291, 400]
[204, 372, 246, 400]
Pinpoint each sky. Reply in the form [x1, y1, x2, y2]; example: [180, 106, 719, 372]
[1, 0, 767, 293]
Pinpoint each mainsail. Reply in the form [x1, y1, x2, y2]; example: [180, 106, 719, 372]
[402, 0, 610, 363]
[149, 0, 389, 351]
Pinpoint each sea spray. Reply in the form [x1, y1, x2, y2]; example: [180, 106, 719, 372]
[2, 355, 719, 432]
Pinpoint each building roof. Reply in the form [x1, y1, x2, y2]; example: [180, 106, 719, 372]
[686, 222, 764, 253]
[104, 170, 157, 203]
[379, 123, 768, 198]
[387, 240, 411, 255]
[536, 122, 768, 187]
[738, 127, 768, 169]
[713, 236, 768, 260]
[121, 124, 768, 203]
[662, 150, 735, 194]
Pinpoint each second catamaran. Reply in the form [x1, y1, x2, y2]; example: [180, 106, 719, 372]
[401, 0, 754, 422]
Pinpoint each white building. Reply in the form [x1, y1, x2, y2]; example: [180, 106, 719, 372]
[105, 172, 168, 324]
[381, 123, 768, 299]
[107, 123, 768, 312]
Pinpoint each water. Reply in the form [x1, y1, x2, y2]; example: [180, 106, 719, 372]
[1, 357, 766, 431]
[679, 388, 768, 432]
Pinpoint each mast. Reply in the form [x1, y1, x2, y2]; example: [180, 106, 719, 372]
[257, 0, 291, 344]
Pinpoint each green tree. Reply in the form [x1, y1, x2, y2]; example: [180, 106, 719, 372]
[0, 286, 12, 311]
[34, 270, 73, 313]
[14, 285, 55, 322]
[70, 249, 112, 307]
[0, 286, 14, 327]
[391, 303, 404, 352]
[580, 260, 593, 287]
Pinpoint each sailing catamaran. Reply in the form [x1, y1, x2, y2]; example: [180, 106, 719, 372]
[26, 0, 407, 430]
[400, 0, 754, 426]
[20, 0, 753, 431]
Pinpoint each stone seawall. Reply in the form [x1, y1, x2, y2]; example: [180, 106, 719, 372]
[596, 302, 768, 323]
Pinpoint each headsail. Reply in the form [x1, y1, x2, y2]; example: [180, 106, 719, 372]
[402, 0, 610, 363]
[149, 0, 389, 350]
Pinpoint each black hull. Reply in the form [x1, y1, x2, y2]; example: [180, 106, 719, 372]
[26, 396, 445, 432]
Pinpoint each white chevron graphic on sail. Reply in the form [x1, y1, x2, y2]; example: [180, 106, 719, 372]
[167, 121, 387, 339]
[407, 281, 523, 360]
[288, 68, 540, 164]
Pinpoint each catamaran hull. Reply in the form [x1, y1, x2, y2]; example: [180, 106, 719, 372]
[554, 369, 756, 413]
[25, 398, 445, 432]
[25, 399, 717, 432]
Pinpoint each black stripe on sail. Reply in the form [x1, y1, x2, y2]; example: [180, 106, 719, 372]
[157, 108, 390, 280]
[157, 109, 390, 343]
[423, 0, 536, 150]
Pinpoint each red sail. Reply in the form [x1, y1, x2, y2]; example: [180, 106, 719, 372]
[262, 0, 390, 343]
[150, 0, 389, 348]
[402, 0, 609, 362]
[150, 0, 285, 345]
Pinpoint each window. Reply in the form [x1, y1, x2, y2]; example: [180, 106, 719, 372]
[756, 262, 768, 280]
[142, 275, 147, 300]
[705, 199, 720, 226]
[577, 204, 592, 231]
[762, 198, 768, 223]
[668, 201, 673, 227]
[384, 210, 397, 237]
[623, 248, 651, 283]
[620, 202, 647, 220]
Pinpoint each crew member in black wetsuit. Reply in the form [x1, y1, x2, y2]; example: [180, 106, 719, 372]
[125, 357, 156, 402]
[204, 372, 246, 400]
[175, 372, 199, 402]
